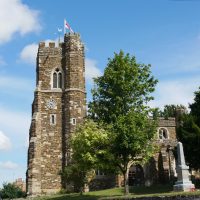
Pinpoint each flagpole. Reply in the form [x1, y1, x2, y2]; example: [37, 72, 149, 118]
[64, 19, 66, 35]
[58, 31, 60, 44]
[58, 28, 62, 44]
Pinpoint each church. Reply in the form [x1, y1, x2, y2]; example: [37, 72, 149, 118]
[27, 33, 177, 195]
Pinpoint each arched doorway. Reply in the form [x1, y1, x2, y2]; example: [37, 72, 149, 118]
[128, 165, 144, 186]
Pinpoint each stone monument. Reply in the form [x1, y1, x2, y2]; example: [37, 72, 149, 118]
[173, 142, 195, 191]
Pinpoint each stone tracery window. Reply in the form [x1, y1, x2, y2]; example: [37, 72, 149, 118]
[52, 68, 62, 88]
[159, 128, 169, 140]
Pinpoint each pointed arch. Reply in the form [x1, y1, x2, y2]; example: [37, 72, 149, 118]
[128, 164, 144, 186]
[53, 72, 57, 88]
[51, 68, 63, 89]
[58, 72, 62, 88]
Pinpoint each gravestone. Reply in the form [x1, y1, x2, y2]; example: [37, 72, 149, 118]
[173, 142, 195, 191]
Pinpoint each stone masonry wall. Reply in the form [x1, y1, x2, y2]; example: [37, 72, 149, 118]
[151, 117, 177, 184]
[63, 34, 86, 166]
[158, 118, 176, 141]
[40, 92, 63, 193]
[27, 33, 86, 195]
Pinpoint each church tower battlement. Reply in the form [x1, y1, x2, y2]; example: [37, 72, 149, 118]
[27, 33, 86, 195]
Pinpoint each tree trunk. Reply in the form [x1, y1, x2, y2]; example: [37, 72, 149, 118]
[83, 183, 89, 192]
[123, 168, 129, 195]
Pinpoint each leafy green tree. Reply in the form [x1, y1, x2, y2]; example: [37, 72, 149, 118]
[0, 182, 26, 199]
[152, 107, 162, 119]
[154, 104, 187, 119]
[108, 111, 157, 194]
[62, 163, 95, 194]
[162, 104, 186, 119]
[178, 88, 200, 170]
[89, 51, 158, 124]
[190, 87, 200, 126]
[62, 119, 110, 193]
[88, 51, 158, 195]
[71, 119, 110, 171]
[178, 114, 200, 169]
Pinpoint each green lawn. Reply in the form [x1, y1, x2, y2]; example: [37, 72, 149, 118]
[36, 185, 200, 200]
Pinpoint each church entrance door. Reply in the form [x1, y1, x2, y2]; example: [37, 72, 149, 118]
[128, 165, 144, 186]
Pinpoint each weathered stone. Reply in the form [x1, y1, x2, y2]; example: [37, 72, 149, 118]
[173, 142, 195, 192]
[27, 33, 86, 196]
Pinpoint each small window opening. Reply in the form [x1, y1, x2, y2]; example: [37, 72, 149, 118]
[52, 115, 55, 124]
[159, 128, 168, 140]
[71, 118, 76, 125]
[73, 118, 76, 125]
[53, 73, 57, 88]
[58, 72, 62, 88]
[50, 114, 56, 125]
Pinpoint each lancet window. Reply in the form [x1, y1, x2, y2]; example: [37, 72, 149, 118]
[52, 68, 62, 88]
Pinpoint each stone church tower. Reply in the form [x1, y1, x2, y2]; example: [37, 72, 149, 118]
[27, 33, 86, 195]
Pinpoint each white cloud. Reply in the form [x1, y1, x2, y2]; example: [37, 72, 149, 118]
[85, 58, 102, 84]
[0, 131, 12, 151]
[20, 43, 38, 64]
[150, 76, 200, 109]
[0, 0, 41, 44]
[20, 38, 61, 64]
[0, 161, 18, 170]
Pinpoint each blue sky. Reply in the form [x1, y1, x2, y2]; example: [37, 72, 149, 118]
[1, 0, 200, 187]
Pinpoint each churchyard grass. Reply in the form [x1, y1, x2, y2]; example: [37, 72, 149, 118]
[35, 185, 200, 200]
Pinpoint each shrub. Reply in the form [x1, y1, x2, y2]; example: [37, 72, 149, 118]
[0, 182, 26, 199]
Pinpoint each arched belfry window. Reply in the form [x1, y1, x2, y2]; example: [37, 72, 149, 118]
[158, 128, 169, 140]
[52, 68, 62, 89]
[58, 72, 62, 88]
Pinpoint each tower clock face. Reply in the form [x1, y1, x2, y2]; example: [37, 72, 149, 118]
[46, 99, 56, 109]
